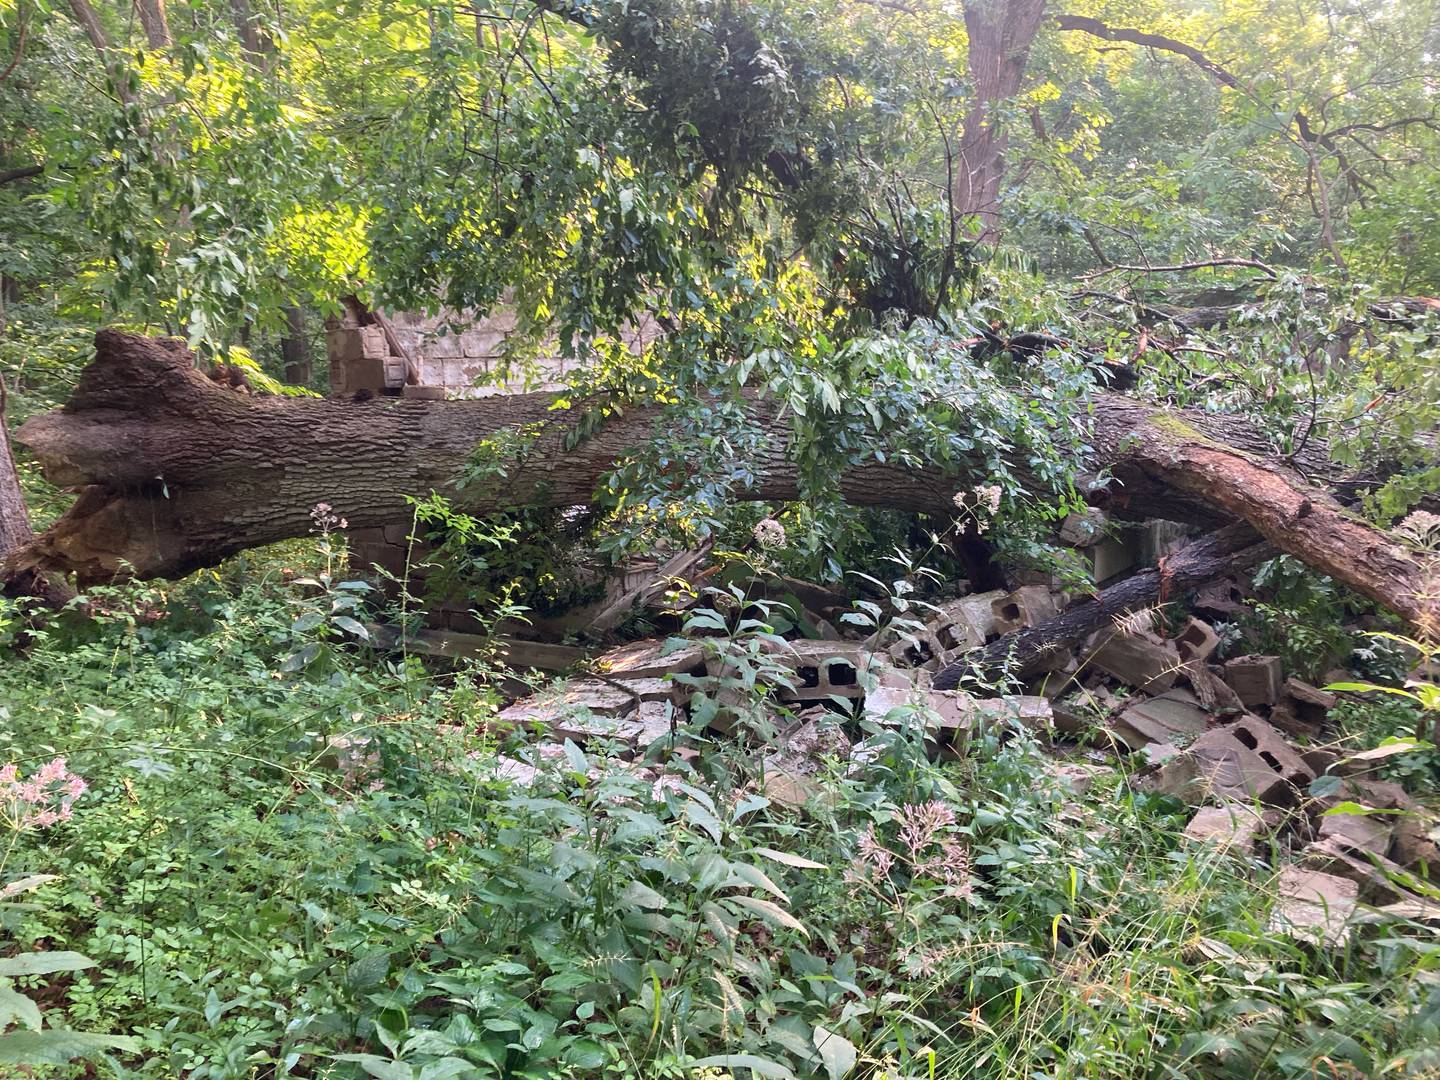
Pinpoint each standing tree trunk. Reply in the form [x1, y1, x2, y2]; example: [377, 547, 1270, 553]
[9, 330, 1436, 643]
[229, 0, 271, 70]
[133, 0, 171, 49]
[280, 305, 310, 386]
[953, 0, 1048, 241]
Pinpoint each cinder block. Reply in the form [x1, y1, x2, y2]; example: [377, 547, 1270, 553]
[1186, 716, 1313, 803]
[359, 324, 388, 359]
[1090, 533, 1141, 583]
[1176, 617, 1220, 663]
[1084, 631, 1182, 694]
[990, 585, 1060, 636]
[1224, 655, 1283, 708]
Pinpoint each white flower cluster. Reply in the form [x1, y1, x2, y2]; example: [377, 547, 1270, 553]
[309, 501, 348, 534]
[1397, 510, 1440, 546]
[952, 484, 1004, 533]
[752, 518, 787, 549]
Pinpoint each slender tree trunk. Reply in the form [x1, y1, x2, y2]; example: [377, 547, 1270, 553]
[953, 0, 1047, 241]
[10, 331, 1436, 639]
[229, 0, 271, 70]
[133, 0, 171, 48]
[0, 375, 33, 563]
[280, 305, 310, 385]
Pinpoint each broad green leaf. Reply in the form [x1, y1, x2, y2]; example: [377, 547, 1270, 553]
[814, 1024, 858, 1080]
[334, 1053, 414, 1080]
[690, 1054, 798, 1079]
[725, 895, 809, 938]
[0, 987, 42, 1031]
[751, 847, 827, 870]
[0, 952, 96, 978]
[0, 1028, 139, 1065]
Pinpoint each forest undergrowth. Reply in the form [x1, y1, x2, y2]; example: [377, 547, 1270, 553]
[1, 534, 1438, 1080]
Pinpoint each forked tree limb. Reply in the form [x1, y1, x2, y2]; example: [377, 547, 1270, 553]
[8, 331, 1436, 636]
[932, 524, 1270, 689]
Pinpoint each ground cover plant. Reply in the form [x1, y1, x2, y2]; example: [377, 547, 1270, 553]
[1, 541, 1438, 1078]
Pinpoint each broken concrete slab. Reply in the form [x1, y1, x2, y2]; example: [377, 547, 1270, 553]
[1223, 655, 1283, 709]
[1301, 837, 1417, 904]
[1049, 761, 1114, 797]
[1057, 509, 1107, 547]
[1182, 804, 1271, 850]
[496, 679, 644, 742]
[1191, 576, 1253, 623]
[1110, 688, 1210, 751]
[931, 589, 1007, 649]
[1318, 807, 1394, 853]
[761, 718, 851, 808]
[1285, 676, 1338, 711]
[1083, 630, 1182, 695]
[1270, 867, 1358, 946]
[596, 637, 705, 678]
[1184, 660, 1246, 715]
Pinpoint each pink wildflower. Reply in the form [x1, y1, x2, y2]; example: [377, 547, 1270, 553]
[1, 757, 87, 832]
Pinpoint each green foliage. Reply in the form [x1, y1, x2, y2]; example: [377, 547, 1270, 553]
[1, 558, 1438, 1078]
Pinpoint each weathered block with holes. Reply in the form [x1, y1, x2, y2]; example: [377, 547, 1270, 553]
[1176, 617, 1220, 663]
[1150, 715, 1313, 805]
[990, 585, 1060, 636]
[773, 639, 876, 701]
[1223, 654, 1284, 708]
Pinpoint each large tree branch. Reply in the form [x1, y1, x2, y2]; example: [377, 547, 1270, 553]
[1056, 14, 1372, 196]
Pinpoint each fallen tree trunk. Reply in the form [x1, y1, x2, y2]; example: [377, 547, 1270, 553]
[8, 331, 1436, 635]
[932, 524, 1270, 689]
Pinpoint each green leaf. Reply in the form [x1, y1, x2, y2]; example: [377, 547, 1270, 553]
[0, 952, 96, 978]
[331, 616, 370, 640]
[724, 895, 809, 938]
[0, 987, 42, 1031]
[0, 1029, 139, 1065]
[690, 1054, 798, 1079]
[1342, 738, 1426, 763]
[750, 847, 827, 870]
[814, 1024, 858, 1080]
[334, 1053, 414, 1080]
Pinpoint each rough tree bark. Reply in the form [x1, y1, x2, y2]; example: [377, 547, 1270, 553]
[1, 375, 67, 605]
[7, 331, 1436, 636]
[953, 0, 1049, 241]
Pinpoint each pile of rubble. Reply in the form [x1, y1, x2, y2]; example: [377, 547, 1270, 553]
[396, 535, 1438, 947]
